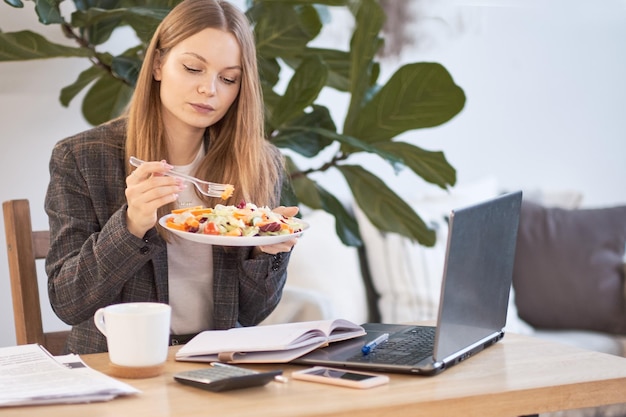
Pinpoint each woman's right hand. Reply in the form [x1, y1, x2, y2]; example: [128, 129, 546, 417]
[124, 160, 185, 238]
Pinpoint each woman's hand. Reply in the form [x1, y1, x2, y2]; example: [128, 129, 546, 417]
[255, 206, 300, 255]
[125, 160, 184, 238]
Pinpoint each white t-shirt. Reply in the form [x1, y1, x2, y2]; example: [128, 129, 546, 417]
[167, 149, 214, 335]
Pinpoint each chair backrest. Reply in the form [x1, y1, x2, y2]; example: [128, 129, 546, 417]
[3, 199, 69, 355]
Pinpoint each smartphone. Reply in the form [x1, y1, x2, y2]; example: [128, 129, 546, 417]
[291, 366, 389, 389]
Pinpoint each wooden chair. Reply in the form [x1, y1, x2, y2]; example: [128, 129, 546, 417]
[3, 199, 69, 355]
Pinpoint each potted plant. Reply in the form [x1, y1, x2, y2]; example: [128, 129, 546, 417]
[0, 0, 465, 247]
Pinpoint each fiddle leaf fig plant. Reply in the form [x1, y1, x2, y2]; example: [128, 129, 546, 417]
[0, 0, 465, 248]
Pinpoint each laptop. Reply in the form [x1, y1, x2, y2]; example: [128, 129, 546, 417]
[293, 190, 523, 376]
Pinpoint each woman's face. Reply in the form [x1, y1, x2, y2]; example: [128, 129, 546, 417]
[153, 27, 242, 138]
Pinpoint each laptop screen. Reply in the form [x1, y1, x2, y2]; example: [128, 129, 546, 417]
[433, 191, 522, 362]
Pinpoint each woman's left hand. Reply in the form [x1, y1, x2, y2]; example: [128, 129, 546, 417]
[255, 206, 299, 255]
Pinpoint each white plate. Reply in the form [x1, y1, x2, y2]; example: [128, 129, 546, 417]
[158, 215, 309, 246]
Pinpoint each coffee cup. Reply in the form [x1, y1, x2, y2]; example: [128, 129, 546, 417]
[94, 302, 171, 378]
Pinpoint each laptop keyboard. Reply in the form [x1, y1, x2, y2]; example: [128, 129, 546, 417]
[348, 326, 436, 365]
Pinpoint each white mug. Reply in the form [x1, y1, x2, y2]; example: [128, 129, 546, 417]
[94, 302, 171, 368]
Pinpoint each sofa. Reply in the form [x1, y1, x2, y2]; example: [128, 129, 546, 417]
[263, 178, 626, 416]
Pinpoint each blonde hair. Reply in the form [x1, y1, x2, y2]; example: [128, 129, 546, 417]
[125, 0, 283, 216]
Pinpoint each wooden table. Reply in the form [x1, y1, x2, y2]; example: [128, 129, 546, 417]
[6, 332, 626, 417]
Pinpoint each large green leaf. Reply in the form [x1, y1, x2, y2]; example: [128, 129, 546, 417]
[4, 0, 24, 8]
[349, 62, 466, 142]
[338, 165, 436, 246]
[91, 18, 123, 47]
[60, 65, 105, 106]
[119, 0, 180, 8]
[259, 57, 281, 121]
[72, 0, 92, 12]
[291, 172, 321, 209]
[75, 0, 120, 11]
[372, 142, 456, 189]
[71, 8, 133, 27]
[71, 7, 168, 45]
[252, 0, 348, 5]
[271, 105, 335, 157]
[82, 74, 133, 125]
[315, 185, 362, 247]
[111, 55, 141, 86]
[0, 30, 93, 61]
[261, 85, 282, 126]
[258, 55, 281, 89]
[270, 56, 328, 127]
[34, 0, 63, 24]
[282, 47, 351, 92]
[291, 174, 362, 246]
[344, 0, 383, 129]
[251, 2, 321, 58]
[279, 167, 299, 208]
[119, 6, 170, 42]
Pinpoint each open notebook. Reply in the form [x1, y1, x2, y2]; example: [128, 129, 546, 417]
[293, 191, 523, 375]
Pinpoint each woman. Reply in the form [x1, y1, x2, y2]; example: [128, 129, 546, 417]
[45, 0, 298, 354]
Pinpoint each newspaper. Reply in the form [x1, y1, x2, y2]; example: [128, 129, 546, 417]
[0, 344, 139, 407]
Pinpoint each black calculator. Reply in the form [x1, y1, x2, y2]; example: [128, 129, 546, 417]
[173, 363, 283, 392]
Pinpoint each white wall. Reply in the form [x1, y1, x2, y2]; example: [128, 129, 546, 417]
[1, 0, 625, 348]
[394, 0, 626, 207]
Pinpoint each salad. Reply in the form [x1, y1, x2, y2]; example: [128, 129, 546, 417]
[164, 202, 304, 237]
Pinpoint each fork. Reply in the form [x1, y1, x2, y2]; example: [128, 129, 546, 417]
[129, 156, 234, 199]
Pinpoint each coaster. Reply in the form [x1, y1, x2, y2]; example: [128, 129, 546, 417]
[108, 362, 165, 379]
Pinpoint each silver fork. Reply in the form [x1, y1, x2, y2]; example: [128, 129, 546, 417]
[129, 156, 234, 199]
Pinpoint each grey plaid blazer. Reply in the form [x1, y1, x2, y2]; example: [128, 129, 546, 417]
[45, 118, 290, 354]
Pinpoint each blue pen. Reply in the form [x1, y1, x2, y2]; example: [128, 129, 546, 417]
[361, 333, 389, 355]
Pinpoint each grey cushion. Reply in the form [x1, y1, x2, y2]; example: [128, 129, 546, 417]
[512, 201, 626, 334]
